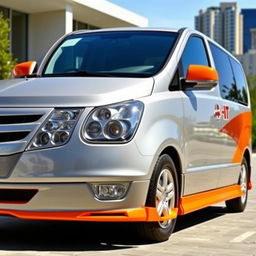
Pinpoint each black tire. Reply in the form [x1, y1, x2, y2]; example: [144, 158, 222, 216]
[137, 154, 179, 242]
[225, 157, 249, 212]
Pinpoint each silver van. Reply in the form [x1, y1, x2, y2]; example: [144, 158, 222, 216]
[0, 28, 252, 241]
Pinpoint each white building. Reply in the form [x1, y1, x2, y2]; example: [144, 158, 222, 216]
[0, 0, 148, 62]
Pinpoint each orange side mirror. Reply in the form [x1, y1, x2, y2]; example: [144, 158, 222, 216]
[185, 65, 219, 88]
[12, 61, 37, 77]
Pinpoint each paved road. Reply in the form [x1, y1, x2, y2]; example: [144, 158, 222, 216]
[0, 155, 255, 256]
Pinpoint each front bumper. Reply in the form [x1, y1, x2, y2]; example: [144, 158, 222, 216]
[0, 107, 157, 220]
[0, 207, 178, 222]
[0, 181, 178, 223]
[0, 181, 149, 211]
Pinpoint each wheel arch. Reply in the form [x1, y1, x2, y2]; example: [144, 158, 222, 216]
[160, 146, 183, 199]
[243, 148, 252, 187]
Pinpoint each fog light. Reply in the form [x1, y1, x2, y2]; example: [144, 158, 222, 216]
[91, 183, 129, 200]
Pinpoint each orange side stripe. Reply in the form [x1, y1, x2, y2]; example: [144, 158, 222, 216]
[0, 207, 178, 223]
[220, 111, 252, 163]
[178, 185, 243, 215]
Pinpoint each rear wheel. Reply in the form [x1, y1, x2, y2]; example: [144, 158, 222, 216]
[137, 154, 178, 242]
[225, 157, 249, 212]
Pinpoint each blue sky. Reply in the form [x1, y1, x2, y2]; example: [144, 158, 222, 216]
[109, 0, 256, 28]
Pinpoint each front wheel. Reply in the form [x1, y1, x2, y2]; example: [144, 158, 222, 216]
[225, 157, 249, 212]
[137, 154, 179, 242]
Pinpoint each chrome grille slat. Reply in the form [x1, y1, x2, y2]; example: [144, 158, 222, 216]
[0, 108, 53, 155]
[0, 115, 43, 124]
[0, 141, 28, 155]
[0, 132, 30, 142]
[0, 109, 46, 115]
[0, 123, 39, 133]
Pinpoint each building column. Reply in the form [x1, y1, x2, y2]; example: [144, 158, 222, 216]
[65, 5, 73, 34]
[28, 5, 73, 61]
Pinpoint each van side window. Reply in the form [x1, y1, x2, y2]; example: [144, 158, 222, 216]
[180, 36, 209, 77]
[229, 58, 248, 105]
[209, 42, 248, 105]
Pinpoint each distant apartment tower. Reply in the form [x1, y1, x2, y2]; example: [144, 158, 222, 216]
[195, 2, 243, 55]
[195, 7, 222, 45]
[241, 9, 256, 53]
[251, 28, 256, 50]
[236, 29, 256, 76]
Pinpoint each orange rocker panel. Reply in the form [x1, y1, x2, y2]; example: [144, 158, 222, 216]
[0, 184, 244, 222]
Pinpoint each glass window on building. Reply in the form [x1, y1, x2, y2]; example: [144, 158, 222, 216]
[0, 6, 10, 19]
[73, 20, 88, 30]
[11, 10, 28, 62]
[73, 20, 100, 31]
[88, 24, 100, 30]
[0, 6, 28, 62]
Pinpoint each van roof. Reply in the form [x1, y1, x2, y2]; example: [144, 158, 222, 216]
[71, 27, 182, 35]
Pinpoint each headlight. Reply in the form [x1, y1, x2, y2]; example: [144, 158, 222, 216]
[27, 108, 83, 150]
[82, 101, 144, 142]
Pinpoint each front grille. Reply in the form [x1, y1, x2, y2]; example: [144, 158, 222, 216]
[0, 108, 52, 156]
[0, 132, 30, 142]
[0, 189, 38, 204]
[0, 115, 42, 124]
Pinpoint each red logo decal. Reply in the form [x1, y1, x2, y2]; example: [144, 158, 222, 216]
[222, 105, 230, 120]
[214, 104, 221, 119]
[214, 104, 230, 120]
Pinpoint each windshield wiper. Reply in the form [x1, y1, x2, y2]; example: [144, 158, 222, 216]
[43, 70, 115, 77]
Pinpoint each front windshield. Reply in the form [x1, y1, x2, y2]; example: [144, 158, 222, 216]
[43, 31, 178, 77]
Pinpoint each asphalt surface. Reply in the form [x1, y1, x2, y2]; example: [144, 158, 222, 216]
[0, 155, 255, 256]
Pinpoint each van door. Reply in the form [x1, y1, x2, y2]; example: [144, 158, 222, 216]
[180, 36, 222, 195]
[209, 42, 250, 188]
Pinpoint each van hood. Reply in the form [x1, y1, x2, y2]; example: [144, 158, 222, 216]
[0, 77, 154, 107]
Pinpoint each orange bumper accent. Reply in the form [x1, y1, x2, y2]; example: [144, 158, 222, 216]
[178, 185, 243, 215]
[0, 207, 178, 222]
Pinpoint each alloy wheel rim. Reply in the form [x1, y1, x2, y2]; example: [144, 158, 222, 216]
[156, 168, 175, 229]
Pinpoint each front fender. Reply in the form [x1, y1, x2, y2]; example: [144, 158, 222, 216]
[134, 92, 185, 177]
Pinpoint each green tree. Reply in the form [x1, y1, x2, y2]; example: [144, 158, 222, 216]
[0, 12, 16, 80]
[247, 75, 256, 150]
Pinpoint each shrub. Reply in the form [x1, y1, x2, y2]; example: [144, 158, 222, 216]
[0, 12, 16, 80]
